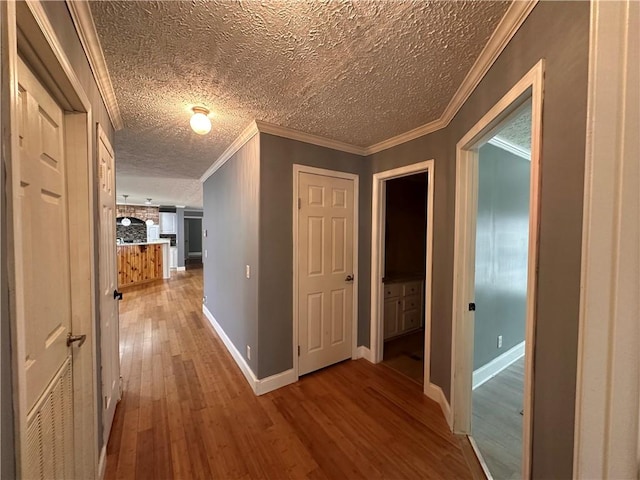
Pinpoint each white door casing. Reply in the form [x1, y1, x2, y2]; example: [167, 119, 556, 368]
[296, 169, 356, 376]
[97, 124, 120, 447]
[450, 60, 544, 479]
[16, 55, 75, 479]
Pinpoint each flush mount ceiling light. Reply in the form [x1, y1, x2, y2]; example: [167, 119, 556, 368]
[121, 194, 131, 226]
[190, 106, 211, 135]
[145, 199, 155, 226]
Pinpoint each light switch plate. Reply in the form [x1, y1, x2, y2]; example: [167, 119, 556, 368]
[246, 265, 251, 278]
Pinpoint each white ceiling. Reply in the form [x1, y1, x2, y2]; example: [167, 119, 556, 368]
[89, 0, 510, 208]
[494, 102, 532, 153]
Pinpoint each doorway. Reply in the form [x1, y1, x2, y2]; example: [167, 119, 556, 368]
[184, 217, 203, 269]
[370, 160, 435, 393]
[450, 61, 543, 479]
[380, 173, 429, 385]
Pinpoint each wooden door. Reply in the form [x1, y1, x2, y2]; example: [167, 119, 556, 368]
[17, 56, 75, 479]
[298, 172, 354, 375]
[97, 125, 120, 446]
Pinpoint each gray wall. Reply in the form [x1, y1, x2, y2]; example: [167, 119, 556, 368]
[257, 133, 369, 379]
[367, 3, 589, 477]
[202, 135, 260, 374]
[176, 207, 185, 267]
[473, 144, 529, 369]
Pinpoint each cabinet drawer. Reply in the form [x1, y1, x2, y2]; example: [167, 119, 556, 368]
[402, 294, 421, 312]
[403, 281, 422, 297]
[384, 283, 402, 298]
[402, 309, 420, 332]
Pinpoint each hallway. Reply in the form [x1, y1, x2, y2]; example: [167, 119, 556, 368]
[105, 271, 474, 479]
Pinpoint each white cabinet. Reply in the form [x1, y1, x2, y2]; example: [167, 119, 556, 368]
[146, 224, 160, 242]
[159, 212, 177, 234]
[383, 279, 424, 340]
[169, 246, 178, 269]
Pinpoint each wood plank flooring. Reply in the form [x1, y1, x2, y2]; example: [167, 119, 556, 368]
[472, 357, 525, 479]
[104, 270, 474, 479]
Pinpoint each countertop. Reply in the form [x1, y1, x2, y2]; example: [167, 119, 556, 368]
[116, 239, 171, 247]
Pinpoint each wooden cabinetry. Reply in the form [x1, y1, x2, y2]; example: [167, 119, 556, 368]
[159, 212, 177, 234]
[117, 244, 163, 287]
[383, 279, 424, 340]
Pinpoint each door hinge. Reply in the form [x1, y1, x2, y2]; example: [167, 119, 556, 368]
[298, 345, 300, 356]
[298, 198, 301, 210]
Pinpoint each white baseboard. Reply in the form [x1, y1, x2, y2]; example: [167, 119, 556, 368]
[473, 341, 525, 390]
[202, 306, 297, 395]
[98, 444, 107, 480]
[426, 382, 453, 429]
[176, 266, 186, 271]
[355, 345, 374, 362]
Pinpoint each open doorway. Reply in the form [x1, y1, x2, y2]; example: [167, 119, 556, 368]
[184, 217, 203, 269]
[450, 61, 543, 479]
[370, 160, 435, 393]
[380, 173, 428, 385]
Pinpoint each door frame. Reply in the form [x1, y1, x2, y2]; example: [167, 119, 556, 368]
[292, 164, 359, 379]
[4, 1, 99, 477]
[450, 59, 544, 479]
[369, 161, 435, 389]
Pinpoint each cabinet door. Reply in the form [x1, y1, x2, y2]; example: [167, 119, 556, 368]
[160, 212, 177, 234]
[383, 298, 401, 340]
[401, 309, 420, 333]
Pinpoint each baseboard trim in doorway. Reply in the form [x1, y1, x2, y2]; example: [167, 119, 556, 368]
[177, 266, 186, 272]
[426, 383, 453, 429]
[202, 306, 297, 395]
[355, 346, 374, 362]
[472, 341, 525, 390]
[98, 444, 107, 480]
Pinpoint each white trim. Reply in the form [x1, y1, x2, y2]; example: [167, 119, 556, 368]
[98, 445, 107, 480]
[176, 266, 186, 272]
[469, 436, 495, 480]
[472, 341, 525, 390]
[292, 165, 359, 378]
[65, 0, 123, 130]
[487, 136, 531, 160]
[450, 60, 544, 480]
[202, 306, 296, 395]
[256, 120, 367, 156]
[426, 383, 453, 429]
[355, 346, 374, 363]
[369, 161, 435, 395]
[364, 0, 538, 155]
[573, 1, 639, 478]
[199, 120, 259, 182]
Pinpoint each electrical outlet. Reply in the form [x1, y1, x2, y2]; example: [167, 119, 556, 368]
[246, 265, 251, 278]
[247, 345, 251, 360]
[497, 335, 503, 348]
[204, 249, 208, 258]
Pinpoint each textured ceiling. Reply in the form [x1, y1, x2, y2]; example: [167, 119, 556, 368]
[90, 0, 510, 207]
[494, 102, 532, 152]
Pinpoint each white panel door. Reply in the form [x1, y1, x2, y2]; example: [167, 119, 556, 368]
[298, 172, 354, 375]
[97, 125, 120, 446]
[17, 57, 74, 478]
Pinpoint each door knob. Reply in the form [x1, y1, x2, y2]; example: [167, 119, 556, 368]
[114, 289, 123, 300]
[345, 274, 354, 282]
[67, 333, 87, 348]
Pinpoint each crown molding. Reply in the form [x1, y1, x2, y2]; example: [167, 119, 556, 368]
[364, 0, 538, 156]
[66, 0, 123, 130]
[488, 136, 531, 160]
[199, 121, 259, 183]
[255, 120, 368, 156]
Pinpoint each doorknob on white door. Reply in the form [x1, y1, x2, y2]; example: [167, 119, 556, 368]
[67, 333, 87, 348]
[345, 274, 354, 282]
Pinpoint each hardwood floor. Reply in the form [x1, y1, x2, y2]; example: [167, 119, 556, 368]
[382, 330, 425, 385]
[105, 270, 473, 479]
[471, 357, 525, 480]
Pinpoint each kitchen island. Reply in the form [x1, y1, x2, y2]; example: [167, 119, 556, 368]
[117, 239, 171, 288]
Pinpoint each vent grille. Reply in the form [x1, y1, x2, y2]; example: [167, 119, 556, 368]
[25, 357, 74, 479]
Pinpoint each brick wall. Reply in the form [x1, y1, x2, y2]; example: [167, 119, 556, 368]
[116, 205, 159, 224]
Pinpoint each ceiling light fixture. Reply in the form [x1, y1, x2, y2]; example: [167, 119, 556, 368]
[121, 194, 131, 226]
[145, 199, 155, 226]
[190, 106, 211, 135]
